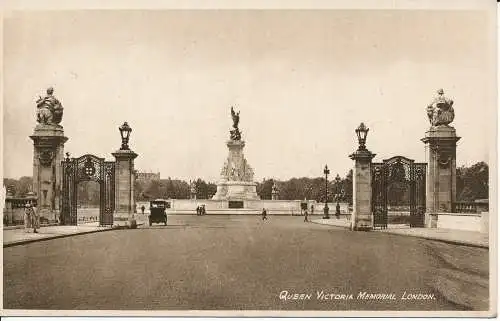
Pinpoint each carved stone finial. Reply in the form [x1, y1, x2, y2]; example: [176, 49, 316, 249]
[426, 88, 455, 126]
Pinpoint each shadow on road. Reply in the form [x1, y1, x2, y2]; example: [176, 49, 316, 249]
[138, 224, 190, 229]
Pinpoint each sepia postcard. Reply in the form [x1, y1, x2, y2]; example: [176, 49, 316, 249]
[1, 0, 497, 318]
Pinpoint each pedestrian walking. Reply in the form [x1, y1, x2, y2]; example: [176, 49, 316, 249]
[31, 203, 39, 233]
[311, 204, 314, 215]
[304, 209, 309, 222]
[24, 202, 33, 233]
[141, 205, 145, 215]
[261, 208, 268, 220]
[196, 206, 200, 216]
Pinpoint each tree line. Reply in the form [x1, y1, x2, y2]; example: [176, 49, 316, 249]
[456, 161, 488, 201]
[135, 177, 218, 201]
[3, 161, 489, 204]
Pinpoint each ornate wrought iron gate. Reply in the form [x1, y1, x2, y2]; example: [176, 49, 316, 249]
[61, 154, 115, 226]
[372, 156, 426, 229]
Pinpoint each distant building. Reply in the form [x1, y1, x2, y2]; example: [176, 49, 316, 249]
[136, 172, 160, 182]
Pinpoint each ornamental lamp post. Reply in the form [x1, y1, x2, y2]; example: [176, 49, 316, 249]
[355, 122, 369, 150]
[119, 122, 132, 150]
[334, 174, 342, 219]
[323, 164, 330, 219]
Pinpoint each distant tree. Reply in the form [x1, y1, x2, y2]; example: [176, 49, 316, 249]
[207, 182, 217, 199]
[3, 176, 33, 197]
[177, 180, 190, 199]
[456, 161, 488, 201]
[280, 178, 300, 200]
[77, 181, 100, 206]
[3, 178, 19, 196]
[145, 180, 161, 199]
[195, 178, 209, 199]
[257, 179, 274, 199]
[343, 169, 353, 205]
[17, 176, 33, 197]
[166, 178, 175, 198]
[134, 179, 148, 201]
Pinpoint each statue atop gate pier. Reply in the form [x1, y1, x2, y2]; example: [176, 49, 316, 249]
[36, 87, 64, 126]
[426, 88, 455, 127]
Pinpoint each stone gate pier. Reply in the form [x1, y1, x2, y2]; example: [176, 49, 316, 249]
[30, 87, 67, 223]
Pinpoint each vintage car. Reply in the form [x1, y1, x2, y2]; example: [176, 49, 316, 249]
[149, 199, 168, 226]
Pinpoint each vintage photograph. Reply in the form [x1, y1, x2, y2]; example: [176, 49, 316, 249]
[1, 0, 497, 318]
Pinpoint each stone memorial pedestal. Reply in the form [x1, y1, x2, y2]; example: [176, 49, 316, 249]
[213, 180, 260, 201]
[212, 140, 260, 202]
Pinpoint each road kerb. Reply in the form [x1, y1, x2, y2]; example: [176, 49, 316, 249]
[310, 220, 488, 249]
[310, 220, 351, 229]
[3, 227, 113, 248]
[376, 230, 489, 249]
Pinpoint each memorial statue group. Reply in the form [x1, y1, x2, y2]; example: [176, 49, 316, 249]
[24, 202, 40, 233]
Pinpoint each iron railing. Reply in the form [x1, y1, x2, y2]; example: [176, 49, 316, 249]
[453, 201, 489, 214]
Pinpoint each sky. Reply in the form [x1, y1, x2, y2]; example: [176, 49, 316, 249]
[3, 8, 496, 182]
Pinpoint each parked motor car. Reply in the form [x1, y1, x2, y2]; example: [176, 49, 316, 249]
[149, 199, 168, 226]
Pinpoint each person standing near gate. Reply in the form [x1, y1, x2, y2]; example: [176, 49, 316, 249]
[304, 208, 309, 222]
[24, 202, 33, 232]
[141, 205, 145, 215]
[32, 203, 40, 233]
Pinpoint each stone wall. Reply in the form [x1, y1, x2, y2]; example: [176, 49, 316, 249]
[135, 199, 350, 215]
[436, 212, 489, 233]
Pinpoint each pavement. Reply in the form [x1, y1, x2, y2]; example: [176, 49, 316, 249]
[3, 215, 489, 313]
[2, 222, 112, 247]
[311, 218, 489, 249]
[3, 222, 62, 230]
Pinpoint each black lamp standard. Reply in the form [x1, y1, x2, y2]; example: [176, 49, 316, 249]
[334, 174, 342, 219]
[323, 164, 330, 219]
[118, 122, 132, 150]
[355, 122, 369, 151]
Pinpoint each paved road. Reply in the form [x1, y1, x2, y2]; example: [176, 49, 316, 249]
[3, 216, 489, 311]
